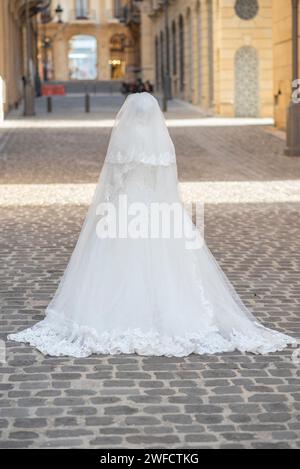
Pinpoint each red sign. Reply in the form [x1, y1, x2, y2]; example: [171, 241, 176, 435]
[42, 85, 65, 96]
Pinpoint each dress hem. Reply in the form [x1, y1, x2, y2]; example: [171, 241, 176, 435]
[7, 309, 297, 358]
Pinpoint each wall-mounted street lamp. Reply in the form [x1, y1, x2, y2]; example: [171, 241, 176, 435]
[24, 1, 64, 114]
[285, 0, 300, 156]
[41, 3, 64, 82]
[55, 3, 64, 23]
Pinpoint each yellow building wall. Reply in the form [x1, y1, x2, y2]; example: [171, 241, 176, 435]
[145, 0, 274, 118]
[217, 0, 273, 118]
[0, 0, 24, 115]
[42, 0, 137, 82]
[272, 0, 300, 129]
[140, 1, 155, 83]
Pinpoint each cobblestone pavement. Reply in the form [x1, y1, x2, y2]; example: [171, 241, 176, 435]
[0, 96, 300, 449]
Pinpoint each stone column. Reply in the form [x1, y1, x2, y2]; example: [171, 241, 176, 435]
[285, 0, 300, 156]
[140, 2, 155, 82]
[53, 36, 69, 80]
[99, 28, 110, 80]
[0, 77, 4, 122]
[0, 1, 6, 119]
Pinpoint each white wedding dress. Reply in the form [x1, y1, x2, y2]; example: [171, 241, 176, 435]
[8, 93, 296, 357]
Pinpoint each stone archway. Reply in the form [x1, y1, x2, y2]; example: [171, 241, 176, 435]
[235, 46, 259, 117]
[68, 35, 97, 80]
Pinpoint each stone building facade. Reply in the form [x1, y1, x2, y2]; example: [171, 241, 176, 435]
[0, 0, 27, 116]
[272, 0, 300, 129]
[1, 1, 297, 126]
[140, 0, 274, 118]
[0, 0, 48, 118]
[40, 0, 140, 82]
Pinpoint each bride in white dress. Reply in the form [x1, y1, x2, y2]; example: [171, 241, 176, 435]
[8, 93, 296, 357]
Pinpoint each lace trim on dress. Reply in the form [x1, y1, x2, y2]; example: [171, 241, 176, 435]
[106, 151, 176, 166]
[7, 309, 297, 358]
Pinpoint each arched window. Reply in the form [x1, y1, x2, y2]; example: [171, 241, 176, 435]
[172, 21, 177, 75]
[68, 35, 97, 80]
[235, 46, 259, 117]
[179, 15, 184, 92]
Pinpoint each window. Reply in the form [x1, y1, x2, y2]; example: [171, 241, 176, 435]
[113, 0, 122, 18]
[109, 34, 126, 80]
[76, 0, 89, 19]
[235, 0, 259, 21]
[235, 46, 259, 117]
[68, 35, 97, 80]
